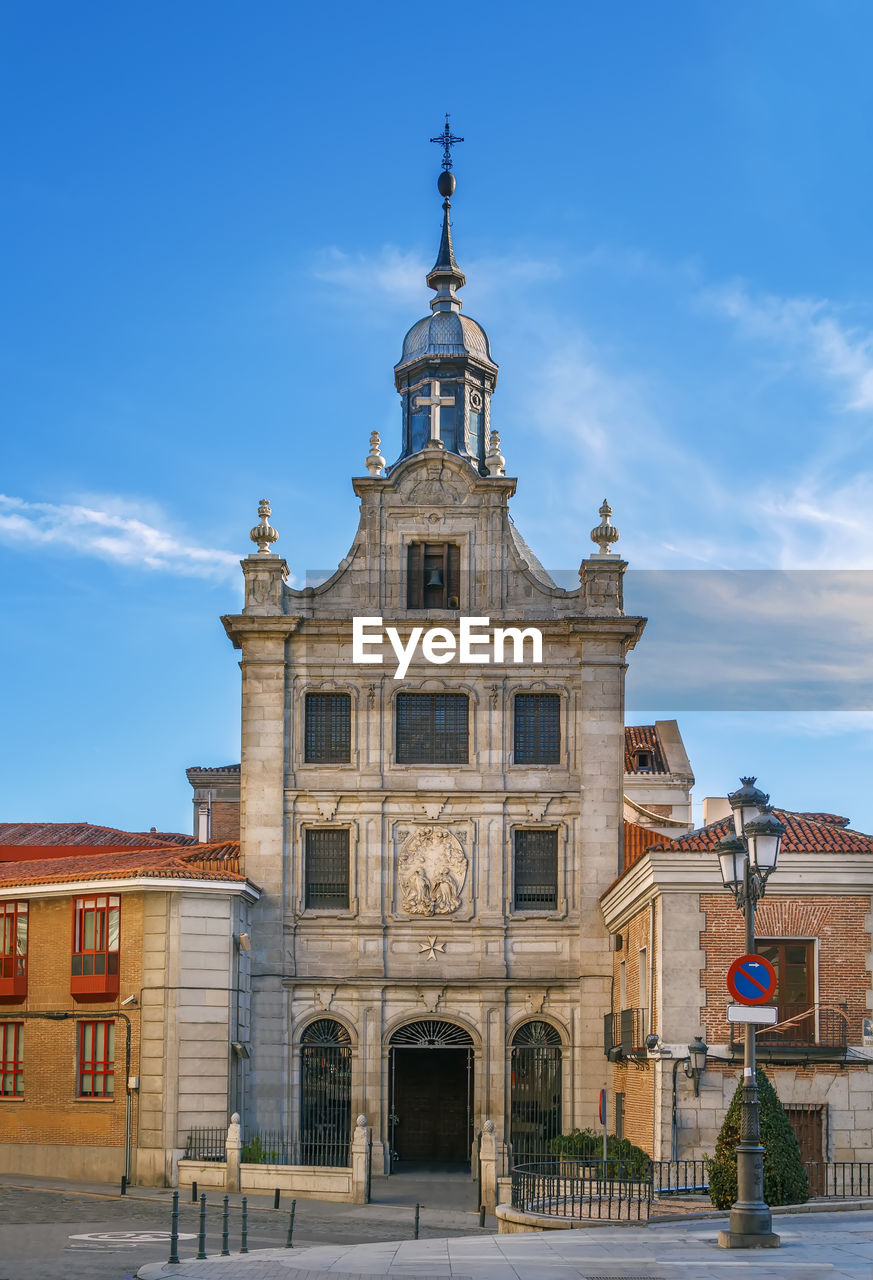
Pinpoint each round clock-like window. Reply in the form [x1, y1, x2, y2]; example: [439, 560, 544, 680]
[469, 390, 483, 411]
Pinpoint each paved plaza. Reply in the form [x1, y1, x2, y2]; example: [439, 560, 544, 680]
[136, 1210, 873, 1280]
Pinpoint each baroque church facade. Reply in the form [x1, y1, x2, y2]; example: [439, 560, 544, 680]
[221, 162, 646, 1175]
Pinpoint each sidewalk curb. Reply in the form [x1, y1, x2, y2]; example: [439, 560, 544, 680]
[652, 1197, 873, 1224]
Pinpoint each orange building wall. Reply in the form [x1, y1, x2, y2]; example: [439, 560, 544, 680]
[0, 892, 144, 1151]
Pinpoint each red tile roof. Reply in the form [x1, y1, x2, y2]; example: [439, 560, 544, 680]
[0, 842, 249, 890]
[649, 810, 873, 855]
[624, 726, 667, 774]
[623, 820, 665, 871]
[0, 822, 196, 849]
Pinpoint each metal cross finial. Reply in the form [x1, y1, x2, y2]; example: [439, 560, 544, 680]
[430, 114, 464, 171]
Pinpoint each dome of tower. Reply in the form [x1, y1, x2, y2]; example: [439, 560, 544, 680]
[398, 311, 494, 368]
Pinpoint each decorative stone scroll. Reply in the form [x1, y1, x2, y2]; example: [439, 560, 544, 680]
[398, 825, 467, 917]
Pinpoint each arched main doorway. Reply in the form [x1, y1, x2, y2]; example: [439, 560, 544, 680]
[299, 1018, 352, 1167]
[509, 1020, 562, 1161]
[388, 1020, 474, 1170]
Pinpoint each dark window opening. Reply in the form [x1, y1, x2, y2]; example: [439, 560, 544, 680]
[513, 829, 558, 911]
[407, 543, 461, 610]
[305, 693, 351, 763]
[514, 694, 561, 764]
[305, 829, 350, 909]
[396, 692, 468, 764]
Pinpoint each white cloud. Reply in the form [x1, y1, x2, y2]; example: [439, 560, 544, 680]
[0, 494, 241, 581]
[706, 282, 873, 412]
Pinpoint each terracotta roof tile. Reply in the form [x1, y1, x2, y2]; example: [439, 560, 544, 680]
[0, 842, 249, 890]
[649, 810, 873, 855]
[624, 726, 667, 775]
[623, 819, 671, 871]
[0, 822, 196, 848]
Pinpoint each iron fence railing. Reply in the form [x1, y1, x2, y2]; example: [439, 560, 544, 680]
[183, 1127, 226, 1162]
[511, 1160, 651, 1221]
[806, 1162, 873, 1198]
[241, 1129, 350, 1168]
[603, 1008, 648, 1059]
[649, 1159, 709, 1194]
[729, 1004, 848, 1053]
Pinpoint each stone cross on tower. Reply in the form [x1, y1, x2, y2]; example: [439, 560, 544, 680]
[414, 380, 455, 446]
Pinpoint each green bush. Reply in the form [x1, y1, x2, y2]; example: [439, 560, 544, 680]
[549, 1128, 651, 1179]
[240, 1136, 279, 1164]
[705, 1068, 809, 1209]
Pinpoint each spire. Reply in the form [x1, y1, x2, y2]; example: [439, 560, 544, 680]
[427, 115, 466, 313]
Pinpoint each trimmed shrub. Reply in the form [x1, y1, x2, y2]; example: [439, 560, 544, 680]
[705, 1068, 809, 1209]
[550, 1128, 651, 1179]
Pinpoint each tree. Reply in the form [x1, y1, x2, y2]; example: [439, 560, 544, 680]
[706, 1068, 809, 1209]
[550, 1128, 651, 1179]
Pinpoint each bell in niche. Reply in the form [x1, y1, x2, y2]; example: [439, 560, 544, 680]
[425, 566, 444, 590]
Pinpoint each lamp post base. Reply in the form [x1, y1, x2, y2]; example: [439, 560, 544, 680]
[718, 1228, 781, 1249]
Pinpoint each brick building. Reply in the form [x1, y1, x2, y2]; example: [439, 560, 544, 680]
[600, 808, 873, 1169]
[0, 832, 258, 1184]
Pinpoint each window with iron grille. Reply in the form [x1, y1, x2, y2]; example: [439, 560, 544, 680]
[0, 1022, 23, 1097]
[304, 693, 351, 763]
[407, 543, 461, 609]
[513, 829, 558, 911]
[396, 692, 468, 763]
[0, 901, 28, 998]
[78, 1020, 115, 1097]
[305, 829, 350, 909]
[514, 694, 560, 764]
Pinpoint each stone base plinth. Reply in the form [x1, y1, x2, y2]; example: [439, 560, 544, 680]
[717, 1228, 781, 1249]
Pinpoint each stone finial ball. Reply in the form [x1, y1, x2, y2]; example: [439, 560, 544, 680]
[356, 1114, 367, 1128]
[231, 1112, 241, 1124]
[438, 170, 456, 197]
[483, 1119, 495, 1134]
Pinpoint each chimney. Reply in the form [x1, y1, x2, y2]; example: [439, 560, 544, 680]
[703, 796, 732, 827]
[197, 800, 211, 843]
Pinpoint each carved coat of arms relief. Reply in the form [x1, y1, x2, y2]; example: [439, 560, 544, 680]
[397, 825, 467, 917]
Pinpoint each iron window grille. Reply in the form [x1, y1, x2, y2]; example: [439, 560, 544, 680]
[510, 1021, 562, 1161]
[396, 693, 468, 764]
[0, 1022, 23, 1097]
[0, 901, 28, 997]
[513, 829, 558, 911]
[305, 829, 350, 909]
[514, 694, 560, 764]
[78, 1020, 115, 1098]
[304, 693, 351, 763]
[407, 543, 461, 610]
[299, 1018, 352, 1166]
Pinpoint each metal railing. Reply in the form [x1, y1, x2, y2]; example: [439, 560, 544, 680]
[603, 1008, 648, 1059]
[729, 1003, 848, 1053]
[511, 1159, 651, 1221]
[650, 1159, 709, 1195]
[183, 1127, 226, 1162]
[241, 1129, 350, 1168]
[806, 1162, 873, 1198]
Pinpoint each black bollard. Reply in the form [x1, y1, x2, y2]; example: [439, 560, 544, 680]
[197, 1192, 207, 1260]
[221, 1194, 230, 1257]
[168, 1190, 180, 1265]
[120, 1174, 127, 1196]
[240, 1196, 249, 1254]
[273, 1186, 280, 1210]
[286, 1198, 296, 1247]
[414, 1202, 420, 1240]
[191, 1179, 198, 1202]
[479, 1203, 486, 1228]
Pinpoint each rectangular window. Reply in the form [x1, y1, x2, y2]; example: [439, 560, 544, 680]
[305, 829, 350, 909]
[0, 902, 28, 999]
[396, 692, 468, 764]
[514, 694, 560, 764]
[78, 1020, 115, 1097]
[757, 940, 816, 1045]
[407, 543, 460, 609]
[513, 829, 558, 911]
[0, 1022, 23, 1097]
[638, 947, 649, 1012]
[71, 896, 120, 997]
[304, 692, 351, 763]
[615, 1091, 625, 1141]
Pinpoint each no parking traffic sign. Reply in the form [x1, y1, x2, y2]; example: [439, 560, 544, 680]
[727, 953, 777, 1005]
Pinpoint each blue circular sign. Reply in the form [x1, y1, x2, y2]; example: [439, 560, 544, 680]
[727, 953, 777, 1005]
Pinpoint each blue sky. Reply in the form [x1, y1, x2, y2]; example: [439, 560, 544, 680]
[3, 1, 873, 835]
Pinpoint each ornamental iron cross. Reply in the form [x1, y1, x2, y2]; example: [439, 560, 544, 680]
[431, 114, 464, 171]
[414, 380, 455, 443]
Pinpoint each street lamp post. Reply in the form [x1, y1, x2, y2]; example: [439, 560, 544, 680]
[715, 777, 786, 1251]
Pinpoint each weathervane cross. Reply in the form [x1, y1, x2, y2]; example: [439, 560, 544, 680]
[430, 114, 464, 171]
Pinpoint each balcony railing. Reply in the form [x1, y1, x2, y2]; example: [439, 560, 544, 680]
[603, 1008, 648, 1060]
[729, 1003, 848, 1059]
